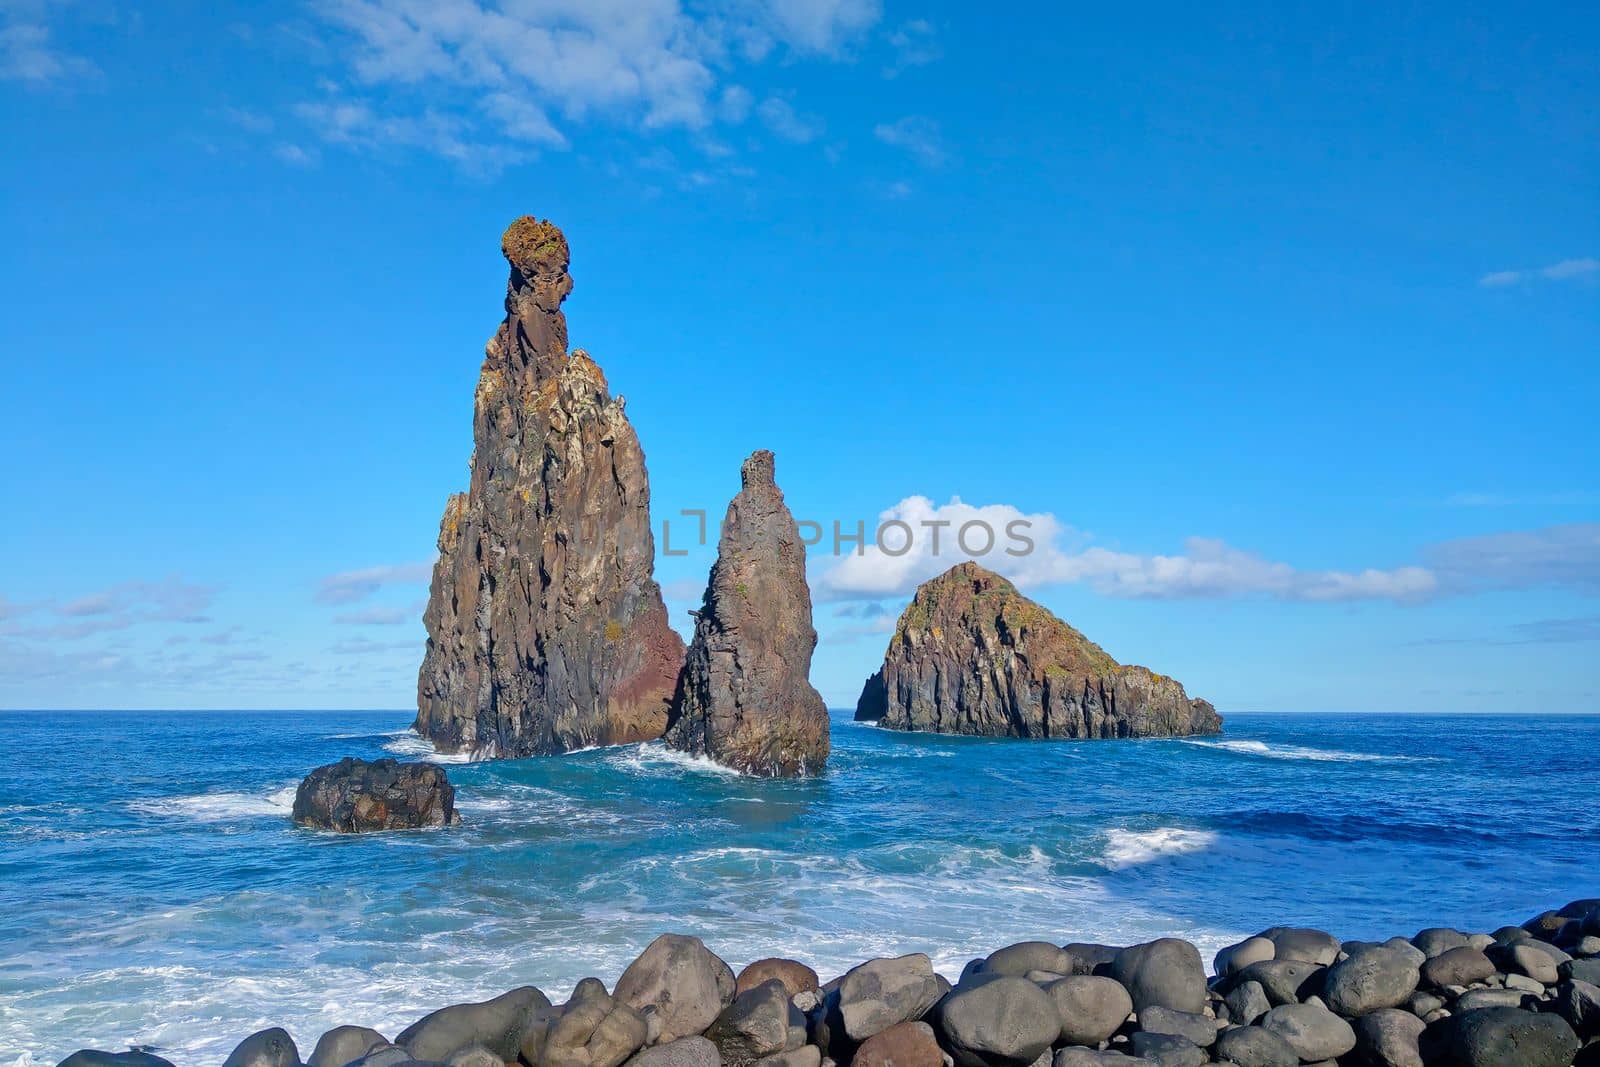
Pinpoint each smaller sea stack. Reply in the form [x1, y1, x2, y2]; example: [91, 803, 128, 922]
[292, 757, 460, 832]
[857, 562, 1220, 739]
[665, 450, 830, 776]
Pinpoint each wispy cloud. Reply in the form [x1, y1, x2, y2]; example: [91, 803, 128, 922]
[1479, 258, 1599, 287]
[0, 5, 99, 87]
[873, 115, 944, 165]
[315, 562, 433, 605]
[757, 95, 824, 143]
[1425, 523, 1600, 595]
[883, 19, 939, 77]
[0, 576, 218, 642]
[285, 0, 881, 167]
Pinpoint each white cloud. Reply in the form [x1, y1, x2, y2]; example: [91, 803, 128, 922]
[296, 0, 881, 163]
[1479, 257, 1599, 287]
[315, 562, 434, 604]
[0, 7, 98, 86]
[873, 114, 944, 165]
[757, 95, 823, 142]
[813, 496, 1439, 604]
[883, 18, 938, 76]
[1426, 523, 1600, 594]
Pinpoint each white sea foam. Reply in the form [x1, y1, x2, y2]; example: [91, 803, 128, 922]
[1100, 826, 1219, 869]
[127, 786, 297, 822]
[381, 732, 481, 764]
[1179, 738, 1421, 763]
[605, 742, 747, 777]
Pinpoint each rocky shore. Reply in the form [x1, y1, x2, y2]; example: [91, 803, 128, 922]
[58, 900, 1600, 1067]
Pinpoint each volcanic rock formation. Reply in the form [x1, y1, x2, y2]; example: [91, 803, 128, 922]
[415, 217, 685, 757]
[664, 451, 830, 776]
[855, 562, 1221, 738]
[292, 757, 460, 832]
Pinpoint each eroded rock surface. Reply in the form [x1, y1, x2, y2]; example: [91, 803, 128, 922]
[664, 451, 829, 777]
[857, 562, 1220, 739]
[293, 758, 460, 832]
[416, 217, 684, 758]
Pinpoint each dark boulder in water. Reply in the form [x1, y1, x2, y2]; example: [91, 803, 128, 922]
[293, 757, 460, 833]
[859, 562, 1221, 739]
[416, 216, 685, 758]
[221, 1028, 300, 1067]
[56, 1054, 176, 1067]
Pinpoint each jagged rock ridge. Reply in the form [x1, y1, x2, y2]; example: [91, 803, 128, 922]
[415, 217, 685, 757]
[856, 562, 1221, 738]
[665, 450, 831, 776]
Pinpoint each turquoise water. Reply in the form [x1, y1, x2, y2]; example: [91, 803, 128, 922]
[1, 710, 1596, 1063]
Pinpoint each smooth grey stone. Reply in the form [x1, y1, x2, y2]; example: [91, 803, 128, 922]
[1213, 938, 1274, 979]
[352, 1046, 414, 1067]
[1453, 988, 1527, 1012]
[1419, 947, 1495, 989]
[1322, 947, 1419, 1017]
[623, 1037, 721, 1067]
[310, 1026, 391, 1067]
[1491, 926, 1531, 945]
[1406, 991, 1443, 1016]
[1224, 980, 1271, 1026]
[1045, 975, 1133, 1047]
[223, 1028, 300, 1067]
[1411, 929, 1470, 959]
[56, 1054, 176, 1067]
[1211, 1026, 1296, 1067]
[1259, 1003, 1356, 1062]
[1051, 1051, 1144, 1067]
[831, 954, 947, 1046]
[984, 943, 1074, 978]
[1108, 940, 1206, 1014]
[1440, 1007, 1579, 1067]
[1351, 1008, 1425, 1067]
[1134, 1006, 1213, 1048]
[936, 976, 1058, 1067]
[398, 987, 552, 1063]
[615, 936, 736, 1046]
[1259, 928, 1339, 967]
[1126, 1032, 1203, 1067]
[1488, 942, 1560, 984]
[1563, 958, 1600, 985]
[1380, 939, 1426, 968]
[751, 1048, 819, 1067]
[1503, 973, 1544, 994]
[1233, 960, 1324, 1006]
[707, 980, 799, 1065]
[1553, 979, 1600, 1038]
[446, 1048, 503, 1067]
[529, 978, 649, 1067]
[1466, 934, 1495, 951]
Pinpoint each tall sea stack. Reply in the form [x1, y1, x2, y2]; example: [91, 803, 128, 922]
[857, 562, 1221, 739]
[665, 450, 830, 776]
[415, 217, 685, 757]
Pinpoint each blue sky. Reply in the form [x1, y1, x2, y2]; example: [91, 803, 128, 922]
[1, 0, 1596, 712]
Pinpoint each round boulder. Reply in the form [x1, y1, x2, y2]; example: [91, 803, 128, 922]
[833, 954, 948, 1045]
[936, 976, 1059, 1067]
[1259, 1003, 1356, 1062]
[310, 1026, 391, 1067]
[1126, 1031, 1206, 1067]
[1136, 1006, 1214, 1048]
[223, 1028, 301, 1067]
[852, 1021, 945, 1067]
[736, 959, 819, 999]
[1322, 947, 1419, 1017]
[705, 980, 800, 1066]
[1223, 980, 1272, 1026]
[399, 987, 553, 1063]
[1044, 975, 1132, 1047]
[1108, 939, 1206, 1014]
[1215, 937, 1275, 979]
[56, 1054, 176, 1067]
[1411, 929, 1470, 959]
[1212, 1025, 1297, 1067]
[1351, 1008, 1425, 1067]
[1418, 946, 1495, 990]
[1261, 928, 1340, 967]
[1234, 960, 1325, 1006]
[294, 757, 461, 832]
[622, 1037, 721, 1067]
[615, 935, 736, 1044]
[526, 978, 649, 1067]
[982, 942, 1074, 978]
[1442, 1007, 1579, 1067]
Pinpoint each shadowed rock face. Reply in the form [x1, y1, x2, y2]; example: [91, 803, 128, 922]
[415, 217, 685, 757]
[664, 451, 830, 776]
[857, 562, 1221, 739]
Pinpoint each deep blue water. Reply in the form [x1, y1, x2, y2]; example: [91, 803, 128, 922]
[1, 711, 1596, 1063]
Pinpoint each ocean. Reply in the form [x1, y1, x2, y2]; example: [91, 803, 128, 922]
[1, 710, 1595, 1063]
